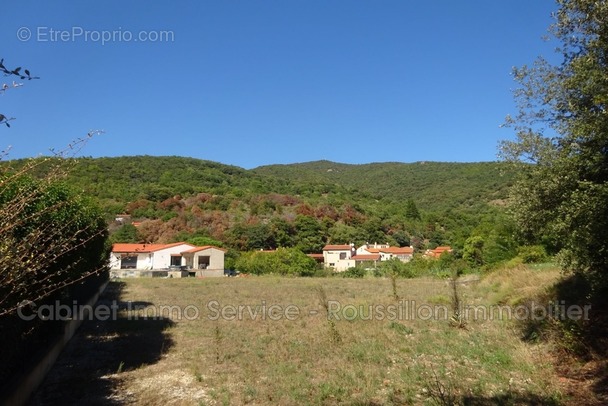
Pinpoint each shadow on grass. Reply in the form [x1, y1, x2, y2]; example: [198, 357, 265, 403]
[461, 392, 560, 405]
[518, 273, 608, 404]
[29, 281, 175, 405]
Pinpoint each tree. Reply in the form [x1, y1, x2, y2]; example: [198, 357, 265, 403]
[404, 199, 421, 221]
[187, 236, 224, 247]
[110, 224, 140, 243]
[500, 0, 608, 287]
[233, 247, 316, 276]
[294, 215, 324, 253]
[0, 59, 108, 317]
[463, 236, 484, 267]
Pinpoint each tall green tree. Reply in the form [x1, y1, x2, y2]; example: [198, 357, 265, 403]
[463, 236, 485, 267]
[500, 0, 608, 287]
[110, 224, 140, 243]
[294, 215, 324, 253]
[404, 199, 421, 221]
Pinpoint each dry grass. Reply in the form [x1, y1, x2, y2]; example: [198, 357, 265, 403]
[34, 267, 567, 405]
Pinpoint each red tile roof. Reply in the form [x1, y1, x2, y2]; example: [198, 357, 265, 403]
[352, 254, 381, 261]
[112, 242, 193, 253]
[424, 246, 453, 258]
[181, 245, 227, 254]
[323, 244, 352, 251]
[381, 247, 414, 254]
[364, 248, 381, 253]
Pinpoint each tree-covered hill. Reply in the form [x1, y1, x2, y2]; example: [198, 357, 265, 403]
[9, 155, 520, 263]
[253, 160, 517, 210]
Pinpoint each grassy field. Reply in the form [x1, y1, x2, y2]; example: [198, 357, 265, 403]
[32, 266, 567, 405]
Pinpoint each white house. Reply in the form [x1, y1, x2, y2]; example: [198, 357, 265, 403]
[378, 246, 414, 262]
[110, 242, 225, 277]
[109, 242, 195, 270]
[181, 245, 226, 277]
[357, 243, 414, 263]
[322, 244, 355, 272]
[351, 253, 381, 268]
[322, 243, 414, 271]
[355, 243, 390, 255]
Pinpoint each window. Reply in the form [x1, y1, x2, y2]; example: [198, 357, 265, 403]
[339, 252, 347, 260]
[198, 255, 210, 269]
[170, 255, 182, 266]
[120, 255, 137, 269]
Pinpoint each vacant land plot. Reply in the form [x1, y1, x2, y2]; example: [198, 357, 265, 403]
[31, 268, 565, 405]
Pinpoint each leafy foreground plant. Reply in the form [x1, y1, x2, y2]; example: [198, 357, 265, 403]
[0, 137, 109, 317]
[500, 0, 608, 290]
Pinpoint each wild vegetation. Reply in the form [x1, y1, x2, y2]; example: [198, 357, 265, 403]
[34, 156, 523, 270]
[501, 0, 608, 291]
[4, 0, 608, 403]
[0, 60, 110, 401]
[30, 266, 569, 405]
[498, 0, 608, 401]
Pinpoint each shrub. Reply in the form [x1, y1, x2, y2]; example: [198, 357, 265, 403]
[0, 171, 109, 316]
[234, 247, 316, 276]
[517, 245, 548, 264]
[341, 267, 366, 278]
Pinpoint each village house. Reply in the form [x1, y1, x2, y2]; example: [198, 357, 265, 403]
[351, 253, 381, 268]
[357, 243, 414, 262]
[424, 246, 453, 258]
[323, 243, 414, 271]
[180, 245, 227, 277]
[322, 244, 355, 272]
[109, 242, 225, 278]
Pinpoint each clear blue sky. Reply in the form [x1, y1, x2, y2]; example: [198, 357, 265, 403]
[2, 1, 558, 169]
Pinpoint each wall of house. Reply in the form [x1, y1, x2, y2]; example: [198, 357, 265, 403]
[110, 243, 195, 270]
[109, 253, 121, 269]
[192, 248, 224, 271]
[136, 253, 153, 269]
[323, 250, 355, 272]
[356, 243, 389, 255]
[196, 269, 224, 277]
[150, 244, 194, 269]
[394, 254, 413, 263]
[109, 253, 153, 270]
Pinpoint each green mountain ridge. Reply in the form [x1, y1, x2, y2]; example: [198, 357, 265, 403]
[252, 159, 516, 209]
[9, 155, 520, 255]
[58, 155, 518, 212]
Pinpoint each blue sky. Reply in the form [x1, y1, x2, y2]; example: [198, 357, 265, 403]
[2, 1, 557, 169]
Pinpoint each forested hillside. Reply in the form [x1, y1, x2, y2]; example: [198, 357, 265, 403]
[253, 160, 516, 211]
[44, 156, 519, 264]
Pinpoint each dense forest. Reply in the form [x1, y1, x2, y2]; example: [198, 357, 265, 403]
[30, 155, 526, 267]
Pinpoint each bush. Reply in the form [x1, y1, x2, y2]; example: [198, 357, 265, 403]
[375, 258, 415, 278]
[341, 267, 366, 278]
[0, 173, 109, 316]
[234, 247, 316, 276]
[517, 245, 548, 264]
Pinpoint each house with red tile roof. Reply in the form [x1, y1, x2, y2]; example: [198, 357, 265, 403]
[181, 245, 227, 277]
[424, 246, 453, 258]
[322, 244, 355, 272]
[110, 242, 225, 277]
[351, 253, 381, 268]
[357, 243, 414, 263]
[306, 253, 325, 264]
[323, 243, 414, 271]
